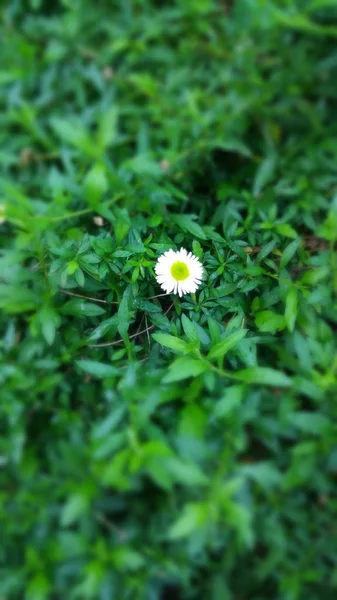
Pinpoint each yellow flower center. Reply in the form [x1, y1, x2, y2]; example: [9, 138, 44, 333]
[170, 261, 190, 281]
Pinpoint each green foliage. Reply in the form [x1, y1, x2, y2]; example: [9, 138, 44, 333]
[1, 0, 337, 599]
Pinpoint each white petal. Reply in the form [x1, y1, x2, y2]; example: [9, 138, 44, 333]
[154, 247, 204, 296]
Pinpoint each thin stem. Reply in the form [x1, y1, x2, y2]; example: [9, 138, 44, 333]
[197, 352, 240, 381]
[89, 302, 174, 348]
[94, 512, 126, 540]
[60, 289, 118, 304]
[27, 194, 123, 223]
[146, 292, 171, 300]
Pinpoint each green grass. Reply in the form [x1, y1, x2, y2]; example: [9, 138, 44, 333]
[1, 1, 337, 599]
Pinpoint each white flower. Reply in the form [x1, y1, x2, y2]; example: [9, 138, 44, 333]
[155, 248, 203, 297]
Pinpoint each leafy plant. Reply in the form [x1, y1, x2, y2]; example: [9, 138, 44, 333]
[1, 1, 337, 599]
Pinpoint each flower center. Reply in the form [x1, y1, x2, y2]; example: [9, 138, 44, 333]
[170, 261, 190, 281]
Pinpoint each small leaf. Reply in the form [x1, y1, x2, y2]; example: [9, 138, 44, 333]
[171, 214, 207, 240]
[207, 329, 247, 360]
[181, 314, 199, 342]
[285, 288, 298, 332]
[280, 238, 301, 269]
[75, 268, 85, 287]
[255, 310, 286, 333]
[214, 385, 245, 417]
[152, 333, 189, 353]
[276, 223, 298, 238]
[61, 494, 88, 526]
[60, 299, 106, 318]
[163, 356, 207, 383]
[96, 106, 118, 150]
[253, 154, 276, 196]
[84, 164, 108, 207]
[117, 295, 130, 342]
[39, 306, 60, 345]
[290, 412, 331, 434]
[88, 315, 118, 341]
[236, 367, 292, 387]
[167, 458, 208, 486]
[168, 503, 208, 540]
[76, 360, 118, 378]
[66, 260, 78, 275]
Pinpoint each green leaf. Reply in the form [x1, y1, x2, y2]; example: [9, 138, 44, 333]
[50, 117, 94, 155]
[276, 223, 298, 238]
[207, 329, 247, 360]
[75, 268, 85, 287]
[168, 502, 208, 540]
[236, 367, 292, 387]
[60, 299, 106, 318]
[152, 333, 190, 353]
[300, 265, 330, 285]
[61, 494, 88, 527]
[253, 154, 276, 196]
[76, 360, 118, 378]
[39, 306, 60, 345]
[96, 106, 118, 150]
[170, 214, 207, 240]
[66, 260, 79, 275]
[181, 314, 199, 342]
[112, 547, 145, 571]
[214, 385, 245, 417]
[280, 238, 301, 269]
[255, 310, 286, 333]
[117, 295, 130, 342]
[163, 356, 207, 383]
[88, 316, 118, 341]
[167, 458, 208, 486]
[240, 462, 282, 490]
[285, 288, 298, 332]
[290, 412, 331, 434]
[84, 164, 108, 207]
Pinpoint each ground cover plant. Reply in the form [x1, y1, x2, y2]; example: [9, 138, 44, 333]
[1, 0, 337, 598]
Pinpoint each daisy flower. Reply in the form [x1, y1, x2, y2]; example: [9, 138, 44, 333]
[155, 248, 203, 297]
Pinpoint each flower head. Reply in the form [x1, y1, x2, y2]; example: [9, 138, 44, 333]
[155, 248, 203, 297]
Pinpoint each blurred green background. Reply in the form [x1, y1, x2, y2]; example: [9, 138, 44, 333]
[1, 0, 337, 599]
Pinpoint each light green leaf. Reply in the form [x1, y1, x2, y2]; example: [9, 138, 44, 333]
[290, 412, 331, 434]
[163, 356, 207, 383]
[76, 360, 118, 378]
[207, 329, 247, 360]
[285, 288, 298, 332]
[39, 306, 60, 345]
[60, 299, 106, 318]
[117, 295, 130, 342]
[255, 310, 286, 333]
[66, 260, 79, 275]
[253, 154, 276, 196]
[214, 385, 245, 417]
[167, 458, 208, 486]
[181, 314, 199, 342]
[96, 106, 118, 149]
[61, 494, 88, 527]
[84, 164, 108, 207]
[152, 333, 190, 353]
[280, 238, 301, 269]
[236, 367, 292, 387]
[168, 502, 208, 540]
[171, 214, 207, 240]
[276, 223, 298, 238]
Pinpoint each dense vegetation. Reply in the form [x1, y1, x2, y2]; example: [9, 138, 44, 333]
[1, 0, 337, 598]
